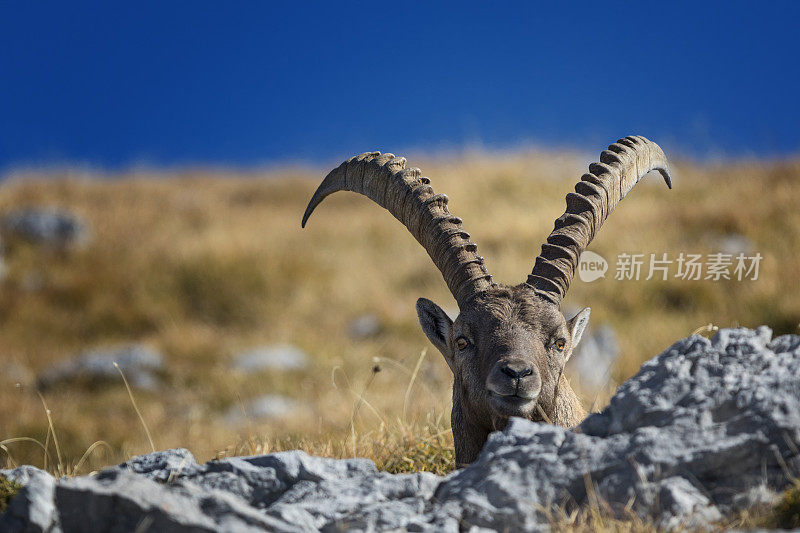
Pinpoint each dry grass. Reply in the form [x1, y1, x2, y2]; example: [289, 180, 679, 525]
[1, 150, 799, 526]
[767, 481, 800, 529]
[0, 474, 22, 514]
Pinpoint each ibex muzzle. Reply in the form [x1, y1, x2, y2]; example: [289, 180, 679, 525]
[303, 136, 671, 465]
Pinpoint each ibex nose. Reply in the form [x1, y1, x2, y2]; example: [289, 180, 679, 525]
[500, 364, 533, 379]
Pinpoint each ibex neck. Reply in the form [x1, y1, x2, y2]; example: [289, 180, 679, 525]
[552, 375, 586, 427]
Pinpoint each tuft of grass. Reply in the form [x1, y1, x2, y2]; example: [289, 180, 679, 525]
[0, 475, 22, 514]
[228, 423, 456, 476]
[377, 432, 455, 475]
[221, 352, 456, 475]
[114, 363, 156, 453]
[547, 506, 657, 533]
[767, 481, 800, 529]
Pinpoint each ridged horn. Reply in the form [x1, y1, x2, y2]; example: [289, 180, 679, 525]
[302, 152, 494, 305]
[527, 135, 672, 304]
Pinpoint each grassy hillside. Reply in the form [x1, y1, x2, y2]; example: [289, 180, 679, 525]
[1, 151, 799, 481]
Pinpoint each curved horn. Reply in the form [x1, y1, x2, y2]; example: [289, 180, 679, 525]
[302, 152, 494, 305]
[527, 135, 672, 304]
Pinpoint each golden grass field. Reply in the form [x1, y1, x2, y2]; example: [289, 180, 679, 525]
[1, 149, 799, 528]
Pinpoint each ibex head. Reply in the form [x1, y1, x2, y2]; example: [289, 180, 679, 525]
[303, 136, 671, 465]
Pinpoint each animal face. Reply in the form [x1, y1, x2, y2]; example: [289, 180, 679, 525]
[416, 284, 590, 430]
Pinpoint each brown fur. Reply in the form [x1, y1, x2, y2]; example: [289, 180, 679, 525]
[417, 283, 589, 465]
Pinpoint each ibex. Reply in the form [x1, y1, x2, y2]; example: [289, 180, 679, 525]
[302, 136, 671, 465]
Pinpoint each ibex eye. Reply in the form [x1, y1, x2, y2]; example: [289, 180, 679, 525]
[456, 337, 469, 351]
[555, 339, 566, 351]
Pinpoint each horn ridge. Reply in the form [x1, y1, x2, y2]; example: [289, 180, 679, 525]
[303, 152, 495, 305]
[525, 136, 672, 304]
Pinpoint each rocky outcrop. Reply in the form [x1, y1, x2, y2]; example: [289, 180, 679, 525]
[2, 327, 799, 531]
[1, 450, 440, 532]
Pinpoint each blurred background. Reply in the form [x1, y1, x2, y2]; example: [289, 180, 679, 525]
[1, 2, 798, 474]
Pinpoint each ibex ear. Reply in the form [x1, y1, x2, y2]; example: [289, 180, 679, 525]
[416, 298, 454, 367]
[567, 307, 591, 359]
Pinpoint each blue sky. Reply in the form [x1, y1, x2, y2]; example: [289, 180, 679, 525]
[2, 1, 798, 171]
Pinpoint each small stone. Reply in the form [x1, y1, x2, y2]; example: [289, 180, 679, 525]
[717, 233, 754, 255]
[0, 208, 89, 250]
[0, 361, 34, 386]
[224, 394, 297, 423]
[348, 314, 381, 339]
[37, 344, 164, 391]
[232, 345, 309, 372]
[656, 477, 722, 530]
